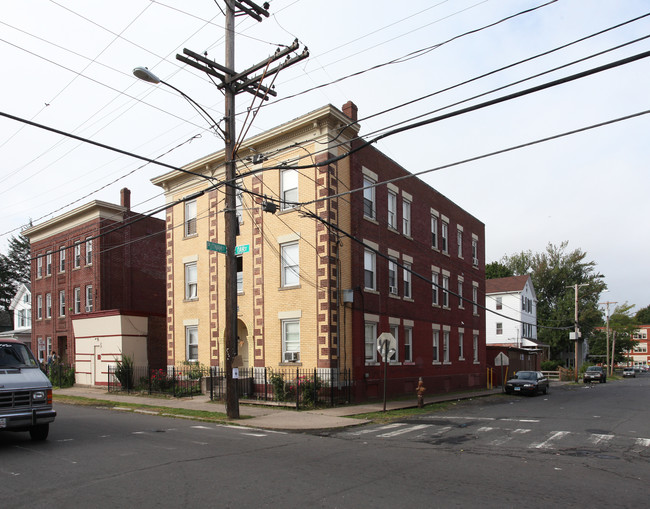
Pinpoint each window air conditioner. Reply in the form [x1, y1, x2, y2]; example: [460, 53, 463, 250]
[284, 351, 299, 362]
[389, 286, 398, 295]
[85, 306, 92, 312]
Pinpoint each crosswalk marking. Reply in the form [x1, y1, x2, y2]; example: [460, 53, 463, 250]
[632, 438, 650, 452]
[490, 428, 531, 446]
[349, 423, 405, 436]
[588, 434, 614, 445]
[530, 431, 570, 449]
[377, 424, 431, 437]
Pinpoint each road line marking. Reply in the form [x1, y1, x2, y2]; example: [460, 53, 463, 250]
[241, 433, 267, 437]
[377, 424, 431, 437]
[191, 425, 213, 430]
[530, 431, 570, 449]
[635, 438, 650, 448]
[430, 426, 452, 436]
[513, 428, 531, 434]
[477, 427, 494, 433]
[350, 423, 405, 435]
[588, 434, 614, 445]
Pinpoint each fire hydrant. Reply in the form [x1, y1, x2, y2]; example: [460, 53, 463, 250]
[416, 377, 426, 408]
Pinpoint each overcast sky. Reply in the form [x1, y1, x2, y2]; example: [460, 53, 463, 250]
[1, 0, 648, 312]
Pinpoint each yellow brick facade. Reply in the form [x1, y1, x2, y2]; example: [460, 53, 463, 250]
[153, 105, 357, 371]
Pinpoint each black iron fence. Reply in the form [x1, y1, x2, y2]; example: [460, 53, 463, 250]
[107, 364, 352, 408]
[42, 363, 75, 388]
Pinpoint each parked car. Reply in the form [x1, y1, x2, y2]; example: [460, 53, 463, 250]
[505, 371, 549, 396]
[583, 366, 607, 383]
[0, 338, 56, 440]
[623, 367, 636, 378]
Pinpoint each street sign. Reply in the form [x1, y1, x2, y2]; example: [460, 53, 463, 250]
[377, 332, 396, 361]
[206, 241, 227, 253]
[494, 352, 509, 366]
[235, 244, 250, 255]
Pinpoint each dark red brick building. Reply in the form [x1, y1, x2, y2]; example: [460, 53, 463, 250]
[23, 189, 166, 367]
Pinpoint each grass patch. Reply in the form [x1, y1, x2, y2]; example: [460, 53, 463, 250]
[352, 400, 458, 423]
[54, 394, 250, 424]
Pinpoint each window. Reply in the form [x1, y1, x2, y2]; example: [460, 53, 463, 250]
[459, 331, 464, 360]
[47, 337, 52, 360]
[186, 326, 198, 362]
[59, 291, 65, 317]
[281, 242, 299, 287]
[472, 237, 478, 266]
[431, 215, 438, 249]
[389, 325, 399, 362]
[496, 297, 502, 310]
[364, 249, 376, 290]
[403, 263, 412, 299]
[37, 256, 43, 278]
[185, 200, 197, 236]
[74, 288, 81, 314]
[46, 251, 52, 276]
[237, 256, 243, 294]
[85, 286, 93, 312]
[387, 190, 397, 229]
[37, 295, 43, 319]
[281, 169, 298, 210]
[363, 176, 376, 219]
[473, 285, 478, 314]
[185, 262, 198, 299]
[443, 331, 450, 363]
[404, 327, 412, 363]
[458, 278, 463, 308]
[432, 271, 439, 306]
[442, 275, 449, 308]
[457, 229, 463, 258]
[522, 295, 525, 311]
[45, 293, 51, 319]
[365, 322, 377, 362]
[441, 221, 449, 253]
[496, 322, 503, 335]
[433, 329, 440, 362]
[17, 309, 26, 327]
[86, 238, 93, 265]
[402, 199, 411, 237]
[388, 258, 398, 295]
[59, 246, 66, 272]
[473, 333, 479, 362]
[282, 319, 300, 362]
[74, 242, 81, 268]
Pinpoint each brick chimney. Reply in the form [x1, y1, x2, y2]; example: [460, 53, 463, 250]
[342, 101, 358, 122]
[121, 188, 131, 211]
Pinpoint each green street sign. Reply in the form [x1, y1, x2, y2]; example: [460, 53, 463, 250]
[235, 244, 250, 255]
[206, 241, 227, 253]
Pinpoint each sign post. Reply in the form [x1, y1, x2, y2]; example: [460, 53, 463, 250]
[494, 352, 510, 391]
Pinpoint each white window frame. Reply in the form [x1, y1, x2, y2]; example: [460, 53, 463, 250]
[457, 229, 463, 258]
[402, 199, 411, 237]
[281, 242, 300, 288]
[185, 200, 197, 237]
[496, 296, 503, 310]
[404, 327, 413, 363]
[364, 249, 376, 291]
[442, 275, 450, 308]
[441, 221, 449, 253]
[74, 287, 81, 314]
[45, 293, 51, 319]
[46, 251, 52, 276]
[74, 242, 81, 268]
[403, 263, 412, 299]
[37, 295, 43, 320]
[282, 319, 300, 362]
[365, 321, 377, 363]
[496, 322, 503, 335]
[433, 328, 440, 363]
[185, 262, 198, 300]
[363, 176, 376, 220]
[388, 258, 398, 295]
[443, 330, 450, 363]
[186, 326, 198, 362]
[59, 290, 65, 317]
[472, 237, 479, 266]
[281, 169, 298, 211]
[389, 325, 399, 363]
[86, 238, 93, 265]
[473, 284, 478, 315]
[431, 215, 438, 249]
[387, 190, 397, 229]
[37, 256, 43, 278]
[473, 333, 479, 362]
[458, 330, 464, 360]
[85, 285, 93, 312]
[458, 278, 464, 308]
[432, 271, 439, 306]
[59, 246, 66, 272]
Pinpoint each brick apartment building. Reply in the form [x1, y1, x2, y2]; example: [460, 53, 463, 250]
[23, 189, 167, 380]
[152, 102, 486, 400]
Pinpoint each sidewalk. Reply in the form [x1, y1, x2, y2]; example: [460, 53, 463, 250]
[54, 386, 503, 431]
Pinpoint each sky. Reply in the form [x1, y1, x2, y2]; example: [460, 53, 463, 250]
[1, 0, 649, 313]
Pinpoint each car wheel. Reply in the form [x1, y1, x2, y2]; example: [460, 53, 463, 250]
[29, 424, 49, 441]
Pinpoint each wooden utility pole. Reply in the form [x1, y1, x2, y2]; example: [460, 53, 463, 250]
[177, 0, 308, 419]
[600, 300, 617, 376]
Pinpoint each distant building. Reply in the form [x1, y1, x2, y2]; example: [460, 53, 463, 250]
[485, 275, 548, 359]
[0, 283, 32, 349]
[152, 101, 486, 400]
[625, 325, 649, 367]
[23, 188, 167, 384]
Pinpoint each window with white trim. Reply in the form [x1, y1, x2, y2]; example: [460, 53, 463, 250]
[389, 325, 399, 362]
[235, 180, 243, 223]
[45, 293, 51, 319]
[457, 229, 463, 258]
[458, 278, 463, 308]
[431, 215, 438, 249]
[37, 256, 43, 278]
[185, 262, 198, 300]
[86, 238, 93, 265]
[364, 249, 376, 290]
[402, 199, 411, 237]
[85, 285, 93, 312]
[442, 275, 450, 308]
[443, 331, 450, 363]
[37, 295, 42, 319]
[458, 331, 464, 360]
[74, 242, 81, 268]
[237, 256, 243, 294]
[185, 200, 197, 237]
[388, 258, 398, 295]
[74, 287, 81, 314]
[433, 329, 440, 362]
[281, 169, 298, 210]
[441, 221, 449, 253]
[473, 284, 478, 315]
[59, 290, 65, 317]
[496, 296, 503, 310]
[59, 246, 66, 272]
[496, 322, 503, 335]
[473, 333, 479, 362]
[404, 327, 412, 362]
[472, 237, 478, 266]
[365, 322, 377, 362]
[281, 242, 300, 287]
[387, 190, 397, 229]
[432, 271, 439, 306]
[403, 263, 412, 299]
[186, 326, 198, 362]
[282, 319, 300, 362]
[46, 251, 52, 276]
[363, 176, 376, 219]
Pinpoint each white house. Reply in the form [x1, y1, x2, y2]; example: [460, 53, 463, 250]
[485, 275, 547, 356]
[0, 283, 33, 350]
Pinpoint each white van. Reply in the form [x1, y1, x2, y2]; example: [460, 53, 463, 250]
[0, 338, 56, 440]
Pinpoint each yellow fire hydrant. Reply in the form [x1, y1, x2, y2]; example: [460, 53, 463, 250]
[416, 377, 426, 408]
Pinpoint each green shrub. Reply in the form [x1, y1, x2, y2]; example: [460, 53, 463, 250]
[114, 354, 134, 390]
[297, 374, 322, 407]
[268, 369, 294, 402]
[541, 360, 561, 371]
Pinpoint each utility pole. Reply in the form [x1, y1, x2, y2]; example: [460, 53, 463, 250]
[600, 300, 617, 376]
[177, 0, 308, 419]
[568, 284, 589, 383]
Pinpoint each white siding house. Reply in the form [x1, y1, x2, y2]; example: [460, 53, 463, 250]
[0, 283, 32, 350]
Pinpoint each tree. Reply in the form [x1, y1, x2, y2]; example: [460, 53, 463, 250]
[634, 305, 650, 325]
[589, 303, 638, 374]
[0, 234, 30, 314]
[498, 241, 607, 360]
[485, 261, 513, 280]
[0, 254, 14, 313]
